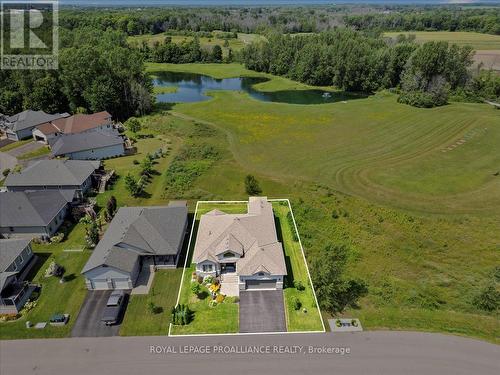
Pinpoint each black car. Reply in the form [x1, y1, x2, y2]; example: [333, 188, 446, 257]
[101, 290, 126, 326]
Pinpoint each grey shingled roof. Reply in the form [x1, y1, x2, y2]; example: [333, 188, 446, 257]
[4, 159, 100, 188]
[0, 239, 30, 272]
[50, 130, 123, 157]
[6, 110, 69, 132]
[0, 190, 74, 227]
[193, 197, 287, 277]
[82, 202, 188, 274]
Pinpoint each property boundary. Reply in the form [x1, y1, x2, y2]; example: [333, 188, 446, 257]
[168, 198, 326, 337]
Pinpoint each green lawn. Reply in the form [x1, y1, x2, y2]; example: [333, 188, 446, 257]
[170, 265, 239, 335]
[273, 202, 324, 332]
[17, 145, 50, 160]
[384, 31, 500, 50]
[0, 223, 90, 339]
[0, 139, 31, 152]
[120, 269, 183, 336]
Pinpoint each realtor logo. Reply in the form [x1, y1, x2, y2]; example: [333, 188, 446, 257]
[1, 0, 58, 69]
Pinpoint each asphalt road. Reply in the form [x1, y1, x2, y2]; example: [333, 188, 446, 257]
[1, 331, 498, 375]
[239, 290, 286, 333]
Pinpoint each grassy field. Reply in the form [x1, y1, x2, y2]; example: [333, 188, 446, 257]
[120, 269, 183, 336]
[152, 63, 500, 215]
[129, 32, 265, 58]
[0, 223, 90, 339]
[273, 202, 323, 332]
[384, 31, 500, 50]
[139, 63, 498, 342]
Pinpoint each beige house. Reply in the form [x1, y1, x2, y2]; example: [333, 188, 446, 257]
[193, 197, 287, 295]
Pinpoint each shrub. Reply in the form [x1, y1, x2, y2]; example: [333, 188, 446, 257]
[21, 300, 37, 315]
[245, 174, 262, 195]
[335, 319, 342, 327]
[0, 313, 20, 322]
[197, 275, 204, 284]
[294, 280, 305, 291]
[203, 275, 214, 284]
[2, 168, 10, 177]
[293, 297, 302, 311]
[190, 282, 201, 296]
[50, 232, 64, 243]
[44, 261, 64, 278]
[473, 284, 500, 312]
[171, 304, 192, 325]
[215, 294, 225, 303]
[147, 301, 158, 315]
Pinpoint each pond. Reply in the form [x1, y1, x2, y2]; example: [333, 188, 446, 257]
[152, 71, 365, 105]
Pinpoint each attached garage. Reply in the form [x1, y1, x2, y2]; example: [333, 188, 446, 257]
[91, 279, 110, 290]
[112, 278, 132, 289]
[245, 279, 277, 290]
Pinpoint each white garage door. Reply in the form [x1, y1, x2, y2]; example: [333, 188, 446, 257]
[113, 278, 131, 289]
[245, 279, 277, 290]
[91, 279, 109, 290]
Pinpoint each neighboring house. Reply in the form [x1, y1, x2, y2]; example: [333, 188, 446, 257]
[4, 159, 101, 194]
[193, 197, 287, 293]
[82, 202, 188, 290]
[0, 239, 36, 314]
[50, 130, 125, 160]
[33, 111, 114, 144]
[1, 110, 69, 141]
[0, 190, 75, 239]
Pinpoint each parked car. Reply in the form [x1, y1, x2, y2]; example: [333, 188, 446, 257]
[101, 290, 126, 326]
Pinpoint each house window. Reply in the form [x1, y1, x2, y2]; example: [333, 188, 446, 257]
[258, 272, 264, 276]
[9, 227, 14, 232]
[223, 252, 234, 258]
[202, 264, 213, 272]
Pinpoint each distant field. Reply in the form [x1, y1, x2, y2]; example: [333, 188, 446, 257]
[384, 31, 500, 50]
[128, 32, 265, 57]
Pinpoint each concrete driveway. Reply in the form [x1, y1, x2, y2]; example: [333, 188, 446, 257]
[71, 291, 127, 337]
[239, 290, 286, 333]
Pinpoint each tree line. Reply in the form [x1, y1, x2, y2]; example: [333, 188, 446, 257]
[0, 28, 153, 119]
[242, 30, 499, 107]
[138, 37, 229, 64]
[59, 6, 500, 36]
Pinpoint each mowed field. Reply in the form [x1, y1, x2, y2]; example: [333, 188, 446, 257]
[149, 63, 500, 215]
[383, 31, 500, 50]
[384, 31, 500, 70]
